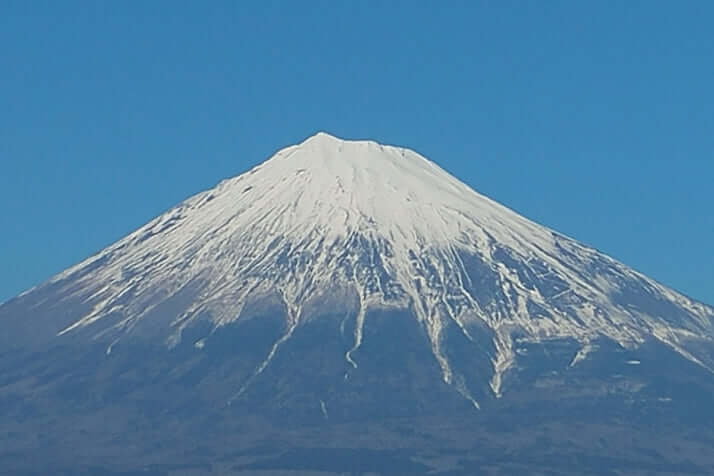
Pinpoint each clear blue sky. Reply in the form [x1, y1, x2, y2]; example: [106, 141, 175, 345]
[1, 1, 712, 305]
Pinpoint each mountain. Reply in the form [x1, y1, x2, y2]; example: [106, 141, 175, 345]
[2, 132, 714, 475]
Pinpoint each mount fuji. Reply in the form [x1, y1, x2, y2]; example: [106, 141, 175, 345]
[2, 132, 714, 475]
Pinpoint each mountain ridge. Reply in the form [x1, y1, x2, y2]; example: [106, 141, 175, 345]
[3, 133, 714, 475]
[4, 133, 713, 408]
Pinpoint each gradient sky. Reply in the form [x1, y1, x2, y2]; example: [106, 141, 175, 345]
[1, 1, 713, 305]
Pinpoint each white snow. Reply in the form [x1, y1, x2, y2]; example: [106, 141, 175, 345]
[37, 131, 714, 405]
[570, 342, 598, 367]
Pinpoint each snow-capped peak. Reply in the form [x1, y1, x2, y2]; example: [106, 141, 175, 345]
[33, 133, 714, 405]
[304, 130, 343, 143]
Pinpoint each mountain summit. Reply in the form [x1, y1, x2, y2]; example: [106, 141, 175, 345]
[6, 132, 714, 399]
[2, 133, 714, 474]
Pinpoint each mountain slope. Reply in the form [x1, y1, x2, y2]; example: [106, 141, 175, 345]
[3, 132, 713, 408]
[3, 132, 714, 474]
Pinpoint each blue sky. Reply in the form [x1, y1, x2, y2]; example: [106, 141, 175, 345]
[1, 1, 712, 305]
